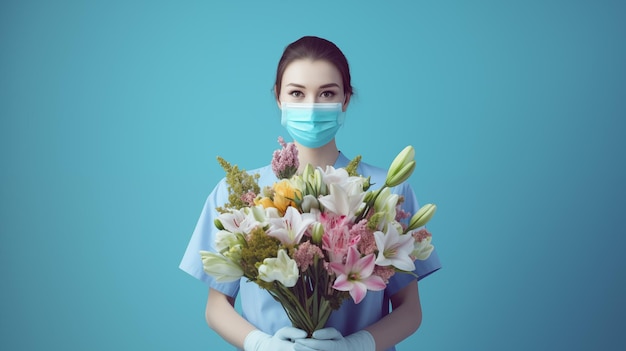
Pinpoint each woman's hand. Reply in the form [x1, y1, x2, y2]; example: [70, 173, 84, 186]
[245, 327, 308, 351]
[296, 281, 423, 351]
[293, 328, 375, 351]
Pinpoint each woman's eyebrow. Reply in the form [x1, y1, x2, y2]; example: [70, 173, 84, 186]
[285, 83, 341, 89]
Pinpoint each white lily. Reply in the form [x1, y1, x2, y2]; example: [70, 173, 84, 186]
[374, 224, 416, 272]
[200, 251, 244, 282]
[318, 183, 366, 218]
[267, 206, 316, 246]
[411, 230, 435, 260]
[258, 249, 299, 287]
[320, 165, 350, 186]
[301, 194, 320, 213]
[321, 166, 367, 194]
[264, 206, 281, 219]
[215, 230, 240, 252]
[218, 207, 263, 234]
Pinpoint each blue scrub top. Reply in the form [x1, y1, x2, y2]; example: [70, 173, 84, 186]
[180, 152, 441, 351]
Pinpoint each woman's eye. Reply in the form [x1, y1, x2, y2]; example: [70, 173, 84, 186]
[320, 91, 335, 98]
[289, 91, 303, 98]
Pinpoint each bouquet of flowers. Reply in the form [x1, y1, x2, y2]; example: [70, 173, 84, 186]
[200, 137, 436, 336]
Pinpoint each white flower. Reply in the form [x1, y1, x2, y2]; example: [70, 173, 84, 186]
[215, 230, 240, 252]
[288, 175, 307, 195]
[373, 187, 399, 228]
[321, 166, 367, 194]
[218, 207, 263, 234]
[320, 165, 349, 185]
[302, 165, 327, 196]
[267, 206, 316, 246]
[411, 230, 435, 260]
[374, 224, 416, 271]
[200, 251, 244, 282]
[301, 194, 320, 212]
[318, 183, 366, 218]
[264, 206, 281, 219]
[258, 249, 299, 287]
[223, 244, 243, 262]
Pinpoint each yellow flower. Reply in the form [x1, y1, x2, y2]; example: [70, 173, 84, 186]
[273, 179, 301, 214]
[254, 196, 276, 209]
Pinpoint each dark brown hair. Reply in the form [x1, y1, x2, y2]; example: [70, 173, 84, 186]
[274, 36, 353, 99]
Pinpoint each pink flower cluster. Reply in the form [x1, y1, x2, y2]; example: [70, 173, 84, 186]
[241, 191, 257, 207]
[412, 228, 432, 242]
[271, 136, 299, 179]
[294, 241, 324, 272]
[318, 210, 407, 303]
[320, 213, 359, 263]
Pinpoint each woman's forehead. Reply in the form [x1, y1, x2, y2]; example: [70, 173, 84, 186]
[281, 59, 343, 88]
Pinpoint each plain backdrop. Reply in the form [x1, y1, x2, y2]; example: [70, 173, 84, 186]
[1, 1, 624, 350]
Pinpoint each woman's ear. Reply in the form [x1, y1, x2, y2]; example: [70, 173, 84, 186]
[342, 93, 352, 112]
[274, 85, 282, 109]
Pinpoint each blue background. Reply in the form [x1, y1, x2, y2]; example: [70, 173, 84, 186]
[1, 1, 624, 350]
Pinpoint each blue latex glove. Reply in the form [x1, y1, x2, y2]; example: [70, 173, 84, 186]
[244, 327, 308, 351]
[294, 327, 376, 351]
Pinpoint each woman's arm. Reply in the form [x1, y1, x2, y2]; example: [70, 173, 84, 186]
[364, 280, 422, 351]
[205, 287, 257, 349]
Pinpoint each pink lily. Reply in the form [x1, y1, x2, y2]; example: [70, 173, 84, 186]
[329, 246, 386, 304]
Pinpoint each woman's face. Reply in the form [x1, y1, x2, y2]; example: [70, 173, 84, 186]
[277, 59, 351, 111]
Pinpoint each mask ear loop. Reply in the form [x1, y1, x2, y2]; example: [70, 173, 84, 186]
[337, 109, 346, 126]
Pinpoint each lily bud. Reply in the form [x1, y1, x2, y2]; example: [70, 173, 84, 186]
[406, 203, 437, 232]
[302, 163, 315, 180]
[314, 168, 326, 195]
[362, 176, 372, 192]
[386, 160, 416, 188]
[373, 187, 392, 211]
[363, 191, 375, 204]
[311, 222, 324, 244]
[214, 219, 224, 230]
[224, 244, 243, 261]
[385, 146, 416, 187]
[301, 195, 319, 213]
[389, 145, 415, 174]
[367, 212, 385, 231]
[250, 205, 266, 222]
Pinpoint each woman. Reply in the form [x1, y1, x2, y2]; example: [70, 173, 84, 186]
[179, 36, 441, 351]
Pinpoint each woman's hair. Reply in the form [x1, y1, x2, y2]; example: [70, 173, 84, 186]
[274, 36, 353, 98]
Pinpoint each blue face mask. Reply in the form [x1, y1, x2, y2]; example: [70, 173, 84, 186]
[280, 102, 345, 148]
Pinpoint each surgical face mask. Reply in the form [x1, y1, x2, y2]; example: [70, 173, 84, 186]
[280, 102, 345, 148]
